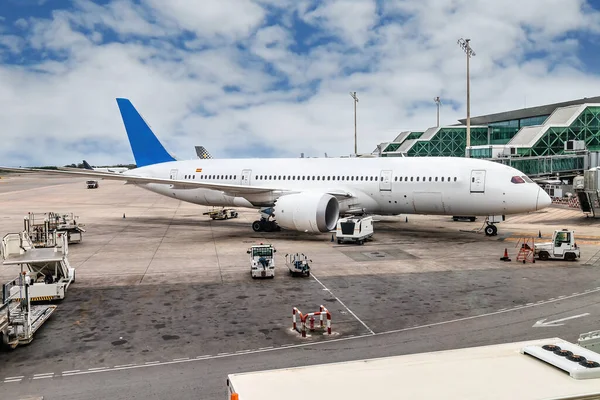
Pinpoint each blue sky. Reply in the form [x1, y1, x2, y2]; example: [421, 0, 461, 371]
[1, 0, 600, 166]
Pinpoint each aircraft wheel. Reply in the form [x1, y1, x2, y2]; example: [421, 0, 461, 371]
[484, 225, 497, 236]
[263, 221, 274, 232]
[252, 221, 262, 232]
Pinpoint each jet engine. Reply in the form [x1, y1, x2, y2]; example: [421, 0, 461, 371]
[273, 193, 340, 233]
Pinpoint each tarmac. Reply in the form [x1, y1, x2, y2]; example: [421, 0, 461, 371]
[1, 174, 600, 399]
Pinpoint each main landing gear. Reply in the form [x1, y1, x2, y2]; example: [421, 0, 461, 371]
[252, 218, 281, 232]
[484, 223, 498, 237]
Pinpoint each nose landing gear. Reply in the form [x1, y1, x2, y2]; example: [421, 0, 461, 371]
[484, 223, 498, 236]
[483, 215, 504, 237]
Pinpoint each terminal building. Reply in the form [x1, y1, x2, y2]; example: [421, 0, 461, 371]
[374, 96, 600, 180]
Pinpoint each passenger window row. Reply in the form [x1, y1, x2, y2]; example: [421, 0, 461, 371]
[256, 175, 379, 181]
[183, 174, 237, 180]
[181, 174, 458, 183]
[394, 176, 458, 182]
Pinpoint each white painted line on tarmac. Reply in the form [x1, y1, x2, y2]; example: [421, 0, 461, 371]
[498, 308, 507, 312]
[217, 352, 230, 356]
[88, 367, 108, 371]
[4, 379, 22, 383]
[379, 287, 600, 336]
[144, 361, 160, 365]
[32, 375, 53, 380]
[62, 370, 80, 374]
[21, 288, 600, 383]
[311, 273, 375, 335]
[173, 358, 189, 362]
[114, 364, 136, 368]
[258, 346, 273, 350]
[5, 376, 24, 380]
[33, 373, 54, 377]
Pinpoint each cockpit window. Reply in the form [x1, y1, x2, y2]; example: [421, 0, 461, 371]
[511, 176, 525, 184]
[521, 175, 533, 183]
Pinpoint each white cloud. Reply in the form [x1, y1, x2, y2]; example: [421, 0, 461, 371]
[300, 0, 378, 48]
[145, 0, 266, 41]
[0, 0, 599, 166]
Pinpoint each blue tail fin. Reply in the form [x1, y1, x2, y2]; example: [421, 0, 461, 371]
[82, 160, 94, 170]
[116, 98, 176, 167]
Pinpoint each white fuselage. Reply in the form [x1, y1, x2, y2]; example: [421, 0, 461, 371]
[92, 167, 129, 173]
[124, 157, 550, 216]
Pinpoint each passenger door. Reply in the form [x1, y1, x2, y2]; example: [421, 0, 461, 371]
[241, 169, 252, 185]
[169, 169, 178, 180]
[379, 170, 392, 191]
[470, 170, 486, 193]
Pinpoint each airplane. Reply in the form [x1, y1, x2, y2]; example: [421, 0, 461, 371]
[1, 98, 552, 237]
[82, 160, 130, 173]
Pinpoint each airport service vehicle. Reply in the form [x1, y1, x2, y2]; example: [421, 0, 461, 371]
[0, 98, 552, 238]
[0, 274, 57, 349]
[285, 253, 311, 277]
[336, 216, 373, 245]
[86, 180, 99, 189]
[452, 216, 476, 221]
[203, 208, 238, 220]
[24, 212, 85, 246]
[248, 244, 276, 279]
[1, 231, 75, 302]
[226, 338, 600, 400]
[534, 229, 580, 261]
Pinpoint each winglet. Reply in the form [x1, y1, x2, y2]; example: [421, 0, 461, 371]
[116, 98, 176, 167]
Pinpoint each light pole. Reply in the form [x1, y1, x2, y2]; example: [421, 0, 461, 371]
[434, 96, 441, 127]
[350, 91, 359, 155]
[457, 38, 475, 156]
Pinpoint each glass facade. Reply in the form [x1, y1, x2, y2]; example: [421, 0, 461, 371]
[406, 127, 488, 157]
[378, 105, 600, 176]
[523, 107, 600, 156]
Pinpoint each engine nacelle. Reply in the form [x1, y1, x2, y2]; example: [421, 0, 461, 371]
[273, 193, 340, 233]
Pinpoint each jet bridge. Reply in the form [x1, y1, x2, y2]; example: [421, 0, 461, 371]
[1, 231, 75, 302]
[572, 169, 600, 218]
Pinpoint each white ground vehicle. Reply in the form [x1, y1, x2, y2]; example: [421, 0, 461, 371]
[285, 253, 311, 277]
[1, 231, 75, 301]
[86, 180, 99, 189]
[247, 244, 276, 279]
[203, 208, 238, 220]
[0, 274, 57, 349]
[336, 216, 373, 245]
[534, 229, 580, 261]
[24, 212, 86, 246]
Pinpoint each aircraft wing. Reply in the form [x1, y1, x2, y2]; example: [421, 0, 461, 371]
[0, 167, 354, 198]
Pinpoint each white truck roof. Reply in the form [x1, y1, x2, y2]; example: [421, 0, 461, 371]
[228, 338, 600, 400]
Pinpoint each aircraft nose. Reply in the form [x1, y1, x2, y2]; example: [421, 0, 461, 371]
[536, 187, 552, 210]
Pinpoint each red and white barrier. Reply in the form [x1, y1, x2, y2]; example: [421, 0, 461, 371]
[292, 305, 332, 337]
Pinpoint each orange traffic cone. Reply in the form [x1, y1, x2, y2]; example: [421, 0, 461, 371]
[500, 248, 511, 262]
